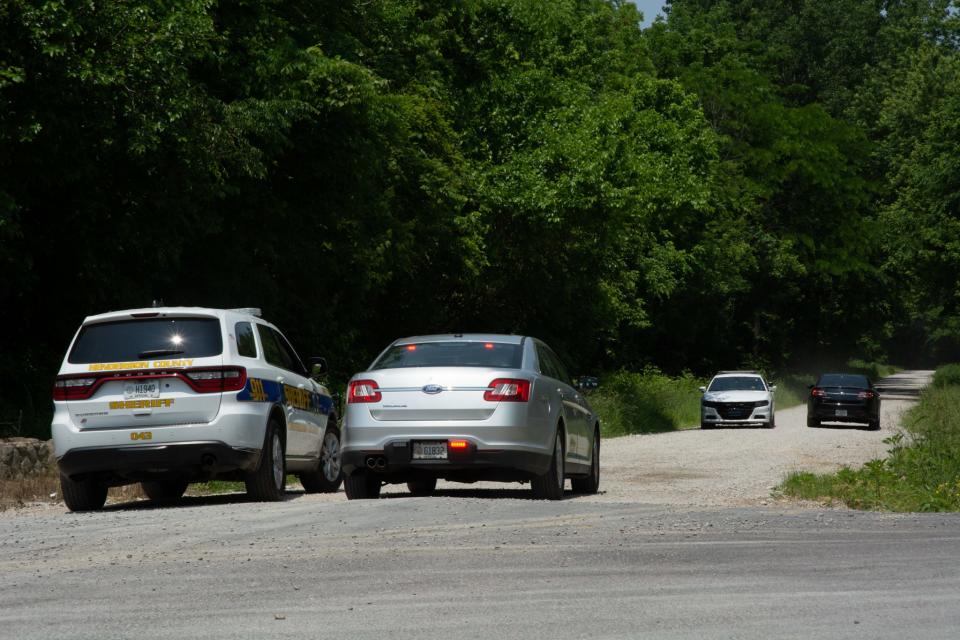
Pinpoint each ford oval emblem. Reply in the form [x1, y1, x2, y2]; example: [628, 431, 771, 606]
[422, 384, 444, 395]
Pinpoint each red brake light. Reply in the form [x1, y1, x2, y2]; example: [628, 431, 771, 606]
[348, 379, 382, 403]
[484, 343, 494, 350]
[53, 376, 98, 400]
[449, 439, 469, 450]
[405, 345, 417, 352]
[184, 367, 247, 393]
[484, 378, 530, 402]
[811, 388, 826, 398]
[858, 390, 876, 400]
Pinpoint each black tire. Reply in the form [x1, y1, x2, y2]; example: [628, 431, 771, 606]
[700, 422, 712, 430]
[406, 477, 437, 497]
[299, 425, 343, 494]
[571, 428, 600, 494]
[141, 479, 188, 504]
[60, 473, 107, 512]
[767, 413, 776, 429]
[531, 430, 565, 500]
[344, 472, 382, 500]
[807, 416, 820, 428]
[868, 419, 881, 431]
[245, 419, 286, 502]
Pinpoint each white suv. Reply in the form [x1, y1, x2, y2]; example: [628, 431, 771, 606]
[699, 371, 776, 429]
[52, 307, 341, 511]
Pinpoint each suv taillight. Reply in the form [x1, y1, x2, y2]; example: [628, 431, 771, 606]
[348, 379, 382, 403]
[53, 376, 97, 401]
[484, 378, 531, 402]
[184, 367, 247, 393]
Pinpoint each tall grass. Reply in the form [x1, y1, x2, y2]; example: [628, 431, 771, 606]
[589, 369, 706, 437]
[780, 365, 960, 512]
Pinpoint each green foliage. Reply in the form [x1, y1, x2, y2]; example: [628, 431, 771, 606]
[933, 364, 960, 389]
[590, 369, 706, 437]
[780, 385, 960, 512]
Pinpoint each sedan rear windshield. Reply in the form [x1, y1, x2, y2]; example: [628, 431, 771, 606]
[708, 376, 767, 392]
[818, 374, 869, 388]
[68, 318, 223, 364]
[372, 342, 522, 370]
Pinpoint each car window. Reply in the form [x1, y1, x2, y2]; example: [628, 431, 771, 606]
[235, 322, 257, 358]
[372, 342, 522, 369]
[545, 347, 571, 384]
[818, 374, 869, 387]
[535, 344, 561, 380]
[257, 324, 293, 371]
[69, 318, 222, 364]
[708, 376, 767, 392]
[272, 329, 307, 376]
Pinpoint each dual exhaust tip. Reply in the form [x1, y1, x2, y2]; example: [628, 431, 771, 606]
[365, 456, 387, 471]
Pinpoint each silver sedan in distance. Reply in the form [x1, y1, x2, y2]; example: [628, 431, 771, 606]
[340, 334, 600, 500]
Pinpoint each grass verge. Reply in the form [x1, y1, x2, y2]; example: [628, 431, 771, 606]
[780, 366, 960, 512]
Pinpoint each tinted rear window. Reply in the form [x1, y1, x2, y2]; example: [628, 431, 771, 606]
[68, 318, 223, 364]
[708, 376, 767, 392]
[372, 342, 523, 370]
[818, 374, 869, 387]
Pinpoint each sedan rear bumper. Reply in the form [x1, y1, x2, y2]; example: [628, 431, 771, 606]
[810, 405, 877, 423]
[342, 439, 552, 481]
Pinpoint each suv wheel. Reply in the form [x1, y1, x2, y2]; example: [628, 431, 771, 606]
[141, 479, 188, 503]
[300, 427, 343, 493]
[60, 473, 107, 512]
[531, 430, 565, 500]
[245, 420, 286, 501]
[344, 472, 382, 500]
[571, 429, 600, 494]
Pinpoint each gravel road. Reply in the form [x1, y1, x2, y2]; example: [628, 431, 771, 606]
[2, 370, 956, 639]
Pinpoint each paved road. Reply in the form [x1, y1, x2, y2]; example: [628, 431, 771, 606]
[2, 369, 956, 639]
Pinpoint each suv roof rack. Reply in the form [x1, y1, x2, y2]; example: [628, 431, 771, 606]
[230, 307, 262, 317]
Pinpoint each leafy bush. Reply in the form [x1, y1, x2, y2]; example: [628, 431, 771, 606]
[589, 368, 706, 437]
[933, 363, 960, 389]
[847, 359, 900, 381]
[780, 384, 960, 512]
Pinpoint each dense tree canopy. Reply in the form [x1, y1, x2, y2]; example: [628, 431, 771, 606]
[1, 0, 958, 435]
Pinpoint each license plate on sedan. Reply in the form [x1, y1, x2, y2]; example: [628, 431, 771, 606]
[835, 409, 848, 417]
[413, 441, 447, 460]
[124, 381, 160, 399]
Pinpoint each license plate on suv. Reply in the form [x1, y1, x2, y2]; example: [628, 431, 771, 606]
[413, 441, 447, 460]
[124, 381, 161, 399]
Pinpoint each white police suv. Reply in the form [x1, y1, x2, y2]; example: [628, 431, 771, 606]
[52, 307, 341, 511]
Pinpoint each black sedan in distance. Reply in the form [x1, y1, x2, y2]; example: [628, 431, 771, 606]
[807, 373, 881, 430]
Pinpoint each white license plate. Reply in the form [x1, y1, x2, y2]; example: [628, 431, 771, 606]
[413, 441, 447, 460]
[835, 409, 848, 417]
[124, 381, 161, 399]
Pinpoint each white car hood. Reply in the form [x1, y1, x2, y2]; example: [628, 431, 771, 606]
[703, 390, 770, 403]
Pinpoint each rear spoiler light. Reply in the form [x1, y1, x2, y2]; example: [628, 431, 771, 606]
[53, 366, 247, 400]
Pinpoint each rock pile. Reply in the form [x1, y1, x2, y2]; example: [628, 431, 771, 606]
[0, 438, 55, 478]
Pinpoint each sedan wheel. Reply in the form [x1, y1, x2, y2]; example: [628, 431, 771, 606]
[531, 431, 565, 500]
[571, 429, 600, 494]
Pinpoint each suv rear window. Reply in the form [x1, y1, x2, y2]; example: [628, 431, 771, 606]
[68, 318, 223, 364]
[372, 342, 522, 370]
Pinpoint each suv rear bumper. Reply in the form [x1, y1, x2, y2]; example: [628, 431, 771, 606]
[58, 441, 261, 481]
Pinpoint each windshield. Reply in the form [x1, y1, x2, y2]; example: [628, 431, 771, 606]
[818, 374, 869, 388]
[372, 342, 523, 369]
[68, 318, 223, 364]
[708, 376, 767, 392]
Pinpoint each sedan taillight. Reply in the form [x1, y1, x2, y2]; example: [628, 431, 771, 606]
[484, 378, 531, 402]
[811, 388, 826, 398]
[858, 390, 876, 400]
[348, 379, 382, 403]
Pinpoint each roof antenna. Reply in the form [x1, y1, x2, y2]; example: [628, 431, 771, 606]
[152, 299, 165, 308]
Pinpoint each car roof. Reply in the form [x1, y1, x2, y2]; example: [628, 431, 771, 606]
[81, 307, 264, 325]
[392, 333, 524, 346]
[714, 371, 762, 377]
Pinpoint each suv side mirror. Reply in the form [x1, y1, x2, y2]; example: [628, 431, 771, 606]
[698, 386, 707, 393]
[576, 376, 599, 390]
[308, 356, 328, 379]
